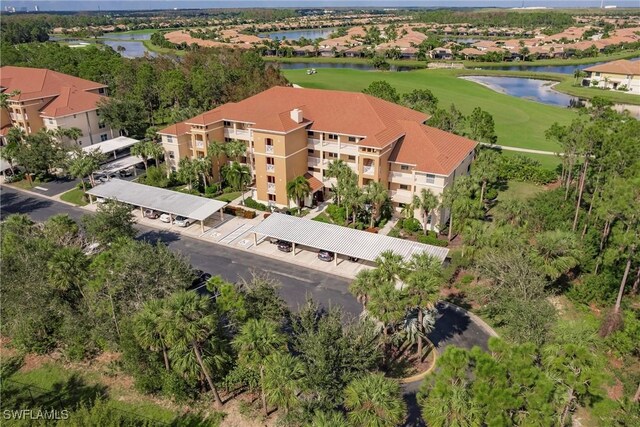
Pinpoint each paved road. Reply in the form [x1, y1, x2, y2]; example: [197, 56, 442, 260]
[479, 141, 562, 156]
[1, 186, 494, 427]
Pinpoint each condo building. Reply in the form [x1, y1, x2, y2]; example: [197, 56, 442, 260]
[158, 86, 477, 230]
[0, 66, 116, 146]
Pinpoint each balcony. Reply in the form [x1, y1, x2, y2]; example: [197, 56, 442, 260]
[224, 128, 252, 141]
[265, 144, 274, 154]
[195, 140, 205, 149]
[339, 143, 359, 156]
[389, 171, 414, 185]
[362, 165, 375, 176]
[389, 189, 414, 204]
[266, 164, 275, 173]
[267, 183, 276, 194]
[308, 157, 327, 168]
[321, 141, 340, 153]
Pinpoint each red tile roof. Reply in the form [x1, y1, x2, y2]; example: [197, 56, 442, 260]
[185, 86, 429, 148]
[390, 121, 477, 175]
[583, 59, 640, 76]
[39, 86, 105, 118]
[304, 173, 324, 193]
[0, 66, 106, 102]
[158, 121, 191, 136]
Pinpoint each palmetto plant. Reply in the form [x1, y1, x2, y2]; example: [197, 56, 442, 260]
[263, 352, 304, 415]
[133, 299, 170, 371]
[286, 175, 311, 214]
[224, 161, 251, 202]
[363, 181, 389, 228]
[207, 141, 226, 183]
[413, 188, 439, 233]
[224, 139, 247, 162]
[344, 373, 407, 427]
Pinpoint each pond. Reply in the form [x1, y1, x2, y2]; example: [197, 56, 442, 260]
[273, 61, 417, 72]
[259, 28, 336, 41]
[102, 40, 156, 58]
[480, 56, 640, 75]
[462, 75, 640, 119]
[100, 32, 152, 41]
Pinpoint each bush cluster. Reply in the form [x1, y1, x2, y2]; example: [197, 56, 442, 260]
[243, 197, 269, 211]
[496, 155, 557, 184]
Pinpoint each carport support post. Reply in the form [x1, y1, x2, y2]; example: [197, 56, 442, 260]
[334, 253, 338, 266]
[140, 206, 144, 216]
[220, 210, 224, 221]
[253, 233, 257, 246]
[292, 242, 296, 256]
[88, 194, 94, 204]
[200, 220, 204, 233]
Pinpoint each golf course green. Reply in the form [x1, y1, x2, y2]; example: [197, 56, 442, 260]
[283, 68, 578, 154]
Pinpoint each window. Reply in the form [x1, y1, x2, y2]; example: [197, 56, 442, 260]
[399, 184, 409, 190]
[267, 176, 275, 183]
[224, 121, 231, 126]
[166, 136, 173, 143]
[348, 155, 355, 161]
[400, 165, 409, 171]
[595, 72, 600, 77]
[326, 152, 337, 158]
[268, 194, 277, 202]
[308, 149, 315, 154]
[267, 157, 274, 165]
[168, 151, 175, 159]
[265, 138, 273, 145]
[307, 130, 314, 137]
[100, 134, 108, 142]
[224, 137, 232, 142]
[48, 118, 54, 125]
[348, 136, 356, 142]
[467, 164, 471, 173]
[73, 114, 77, 118]
[425, 174, 435, 184]
[327, 134, 338, 140]
[98, 122, 106, 129]
[171, 166, 176, 172]
[98, 88, 105, 94]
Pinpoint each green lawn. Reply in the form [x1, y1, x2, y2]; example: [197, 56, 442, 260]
[214, 191, 242, 202]
[5, 363, 222, 425]
[60, 188, 88, 206]
[497, 181, 547, 202]
[283, 68, 577, 152]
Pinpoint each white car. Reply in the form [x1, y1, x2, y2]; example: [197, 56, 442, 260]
[174, 216, 192, 227]
[159, 213, 172, 223]
[96, 197, 107, 204]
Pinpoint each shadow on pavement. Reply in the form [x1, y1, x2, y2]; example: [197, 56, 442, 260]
[427, 302, 471, 349]
[403, 391, 426, 427]
[0, 192, 53, 218]
[136, 229, 182, 246]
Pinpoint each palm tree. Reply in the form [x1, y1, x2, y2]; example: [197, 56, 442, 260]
[233, 318, 287, 416]
[177, 157, 198, 190]
[224, 139, 247, 163]
[533, 230, 581, 280]
[366, 281, 407, 346]
[147, 142, 165, 167]
[224, 161, 251, 202]
[263, 352, 304, 415]
[193, 157, 210, 188]
[343, 373, 407, 427]
[310, 410, 349, 427]
[350, 268, 380, 311]
[472, 150, 499, 204]
[131, 140, 151, 171]
[441, 184, 459, 242]
[364, 181, 389, 228]
[133, 299, 171, 371]
[68, 150, 101, 192]
[47, 247, 88, 301]
[286, 175, 311, 214]
[325, 159, 349, 205]
[413, 188, 439, 234]
[405, 252, 442, 358]
[161, 291, 227, 407]
[66, 127, 83, 145]
[207, 141, 226, 184]
[375, 250, 406, 288]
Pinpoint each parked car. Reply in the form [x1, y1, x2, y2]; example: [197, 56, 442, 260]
[349, 256, 360, 262]
[159, 213, 172, 223]
[277, 240, 293, 252]
[96, 197, 107, 204]
[144, 209, 159, 219]
[174, 216, 192, 227]
[97, 173, 116, 183]
[118, 168, 133, 178]
[318, 250, 334, 262]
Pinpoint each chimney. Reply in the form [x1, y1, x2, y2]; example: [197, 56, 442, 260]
[290, 108, 303, 124]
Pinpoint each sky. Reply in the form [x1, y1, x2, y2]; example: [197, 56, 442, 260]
[3, 0, 639, 11]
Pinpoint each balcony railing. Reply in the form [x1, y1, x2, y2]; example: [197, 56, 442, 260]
[389, 171, 414, 184]
[266, 164, 275, 172]
[362, 165, 375, 176]
[389, 189, 414, 203]
[267, 183, 276, 193]
[224, 128, 252, 140]
[195, 140, 205, 149]
[308, 157, 328, 168]
[265, 145, 274, 154]
[339, 143, 359, 156]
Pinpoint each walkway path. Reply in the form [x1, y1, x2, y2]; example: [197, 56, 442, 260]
[480, 142, 562, 156]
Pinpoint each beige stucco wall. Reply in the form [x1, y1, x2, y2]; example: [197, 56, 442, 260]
[44, 110, 114, 147]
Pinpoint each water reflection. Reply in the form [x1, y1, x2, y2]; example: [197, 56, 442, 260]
[480, 56, 640, 75]
[102, 40, 156, 58]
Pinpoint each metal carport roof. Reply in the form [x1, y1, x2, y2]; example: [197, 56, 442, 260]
[251, 213, 449, 263]
[98, 155, 143, 173]
[83, 136, 139, 155]
[86, 179, 227, 221]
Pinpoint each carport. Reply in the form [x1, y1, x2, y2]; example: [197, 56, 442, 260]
[251, 213, 449, 265]
[86, 179, 227, 233]
[83, 136, 139, 160]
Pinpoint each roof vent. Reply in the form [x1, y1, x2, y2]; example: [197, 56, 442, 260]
[290, 108, 303, 124]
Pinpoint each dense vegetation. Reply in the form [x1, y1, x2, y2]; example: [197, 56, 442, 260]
[1, 42, 287, 138]
[415, 10, 575, 32]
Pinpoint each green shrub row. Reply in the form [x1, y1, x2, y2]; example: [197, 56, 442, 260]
[244, 197, 269, 211]
[223, 206, 256, 219]
[497, 154, 557, 184]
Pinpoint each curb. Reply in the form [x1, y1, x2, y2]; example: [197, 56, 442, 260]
[1, 184, 78, 208]
[440, 301, 499, 338]
[398, 340, 438, 384]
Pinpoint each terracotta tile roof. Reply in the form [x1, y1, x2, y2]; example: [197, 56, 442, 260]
[0, 66, 106, 102]
[39, 86, 105, 118]
[186, 86, 428, 148]
[304, 173, 324, 193]
[583, 59, 640, 76]
[390, 121, 477, 175]
[158, 121, 191, 136]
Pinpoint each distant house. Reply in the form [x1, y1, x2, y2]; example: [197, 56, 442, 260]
[429, 47, 453, 60]
[582, 59, 640, 94]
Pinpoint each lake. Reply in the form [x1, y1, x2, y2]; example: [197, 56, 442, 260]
[100, 32, 152, 40]
[481, 57, 640, 75]
[259, 28, 335, 41]
[463, 75, 640, 118]
[102, 40, 156, 58]
[273, 62, 417, 72]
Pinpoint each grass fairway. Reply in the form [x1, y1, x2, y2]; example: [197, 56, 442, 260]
[284, 68, 578, 152]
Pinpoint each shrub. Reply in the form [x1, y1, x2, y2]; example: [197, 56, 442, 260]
[244, 197, 268, 211]
[485, 187, 499, 200]
[312, 213, 331, 223]
[417, 233, 448, 247]
[459, 274, 474, 285]
[205, 184, 219, 196]
[326, 204, 346, 225]
[497, 154, 557, 184]
[403, 217, 422, 233]
[140, 166, 169, 188]
[388, 227, 401, 238]
[222, 186, 235, 194]
[378, 218, 388, 228]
